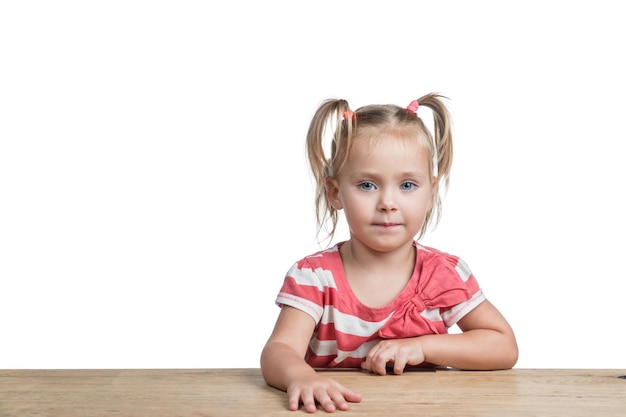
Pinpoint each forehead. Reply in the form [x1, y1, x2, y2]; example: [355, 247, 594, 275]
[353, 125, 431, 155]
[347, 133, 431, 173]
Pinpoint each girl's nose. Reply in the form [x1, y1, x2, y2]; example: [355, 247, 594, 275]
[377, 190, 398, 212]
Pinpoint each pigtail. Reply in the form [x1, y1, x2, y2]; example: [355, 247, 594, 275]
[420, 93, 453, 188]
[305, 99, 352, 243]
[415, 93, 453, 236]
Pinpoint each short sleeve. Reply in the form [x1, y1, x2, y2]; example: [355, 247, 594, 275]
[275, 260, 328, 324]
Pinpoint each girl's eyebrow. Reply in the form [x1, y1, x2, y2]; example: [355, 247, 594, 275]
[398, 171, 428, 179]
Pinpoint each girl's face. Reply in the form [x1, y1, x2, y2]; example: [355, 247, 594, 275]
[327, 134, 433, 253]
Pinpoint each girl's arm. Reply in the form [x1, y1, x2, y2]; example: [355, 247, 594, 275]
[361, 300, 518, 374]
[260, 305, 362, 412]
[425, 299, 518, 369]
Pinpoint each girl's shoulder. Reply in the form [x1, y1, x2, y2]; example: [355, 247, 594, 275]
[414, 242, 459, 261]
[295, 242, 345, 269]
[414, 241, 473, 281]
[283, 242, 346, 294]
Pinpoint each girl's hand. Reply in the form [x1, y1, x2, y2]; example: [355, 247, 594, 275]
[360, 338, 425, 375]
[287, 373, 362, 413]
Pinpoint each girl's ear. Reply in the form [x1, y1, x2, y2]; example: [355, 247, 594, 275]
[325, 177, 343, 210]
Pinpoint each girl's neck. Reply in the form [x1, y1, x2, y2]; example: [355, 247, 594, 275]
[339, 239, 416, 308]
[340, 239, 415, 274]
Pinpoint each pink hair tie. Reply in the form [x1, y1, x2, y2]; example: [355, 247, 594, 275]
[343, 110, 355, 121]
[407, 100, 419, 113]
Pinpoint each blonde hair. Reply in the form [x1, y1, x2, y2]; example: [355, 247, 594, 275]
[306, 93, 453, 244]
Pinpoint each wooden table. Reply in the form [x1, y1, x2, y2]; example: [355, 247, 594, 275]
[1, 368, 625, 416]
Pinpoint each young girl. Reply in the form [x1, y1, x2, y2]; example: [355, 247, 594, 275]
[260, 93, 518, 413]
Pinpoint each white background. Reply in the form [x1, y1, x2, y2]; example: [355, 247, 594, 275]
[1, 1, 625, 369]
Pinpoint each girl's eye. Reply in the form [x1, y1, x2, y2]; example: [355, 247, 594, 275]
[401, 182, 416, 191]
[358, 182, 375, 191]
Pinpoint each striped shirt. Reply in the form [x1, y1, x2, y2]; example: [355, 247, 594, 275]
[275, 241, 485, 368]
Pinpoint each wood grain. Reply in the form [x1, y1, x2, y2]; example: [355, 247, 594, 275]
[1, 368, 625, 416]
